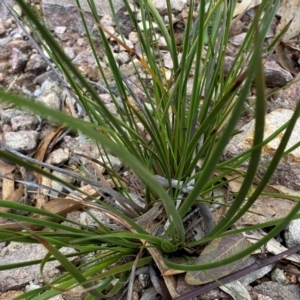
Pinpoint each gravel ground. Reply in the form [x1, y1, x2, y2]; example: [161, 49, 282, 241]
[1, 1, 300, 299]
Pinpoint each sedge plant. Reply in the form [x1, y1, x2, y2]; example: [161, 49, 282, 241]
[0, 0, 300, 299]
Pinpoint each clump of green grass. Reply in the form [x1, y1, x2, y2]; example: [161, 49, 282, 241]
[0, 0, 300, 299]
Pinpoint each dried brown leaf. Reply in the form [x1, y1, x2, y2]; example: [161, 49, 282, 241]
[226, 175, 244, 193]
[223, 175, 298, 226]
[33, 126, 65, 182]
[242, 229, 300, 263]
[66, 184, 98, 200]
[2, 173, 15, 200]
[0, 174, 24, 213]
[0, 198, 82, 231]
[276, 42, 299, 74]
[149, 264, 172, 300]
[185, 234, 251, 285]
[234, 196, 295, 226]
[275, 0, 300, 73]
[233, 0, 262, 17]
[36, 168, 52, 208]
[0, 160, 16, 175]
[276, 0, 300, 42]
[34, 126, 65, 162]
[162, 257, 196, 276]
[41, 198, 83, 215]
[162, 269, 185, 276]
[148, 247, 180, 298]
[181, 7, 188, 26]
[268, 184, 300, 197]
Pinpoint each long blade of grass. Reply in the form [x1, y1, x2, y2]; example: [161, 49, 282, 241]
[206, 14, 267, 236]
[0, 90, 185, 243]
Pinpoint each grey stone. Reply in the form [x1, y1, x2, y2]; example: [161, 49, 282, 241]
[79, 208, 109, 227]
[99, 25, 115, 39]
[0, 290, 23, 299]
[50, 170, 75, 197]
[42, 0, 124, 34]
[0, 36, 12, 47]
[46, 148, 70, 165]
[138, 21, 159, 31]
[129, 192, 146, 209]
[10, 47, 28, 73]
[230, 20, 246, 37]
[62, 135, 101, 162]
[54, 26, 67, 35]
[72, 49, 101, 81]
[0, 108, 34, 124]
[271, 268, 289, 285]
[100, 14, 115, 27]
[224, 109, 300, 190]
[98, 154, 122, 172]
[35, 80, 63, 111]
[34, 70, 58, 85]
[0, 242, 76, 293]
[38, 91, 61, 111]
[239, 256, 273, 286]
[116, 51, 130, 65]
[115, 5, 135, 37]
[61, 210, 81, 230]
[7, 40, 31, 53]
[3, 130, 39, 152]
[229, 32, 247, 46]
[25, 54, 48, 74]
[9, 26, 24, 40]
[271, 72, 300, 111]
[285, 219, 300, 248]
[149, 0, 187, 14]
[61, 286, 86, 300]
[0, 0, 16, 22]
[64, 47, 75, 60]
[54, 25, 69, 42]
[253, 281, 300, 300]
[11, 115, 39, 131]
[220, 280, 251, 300]
[25, 281, 42, 292]
[0, 42, 11, 61]
[11, 4, 22, 17]
[0, 242, 6, 252]
[264, 60, 293, 87]
[223, 57, 293, 87]
[136, 9, 143, 21]
[176, 273, 229, 299]
[128, 31, 139, 44]
[163, 51, 173, 69]
[140, 287, 161, 300]
[158, 36, 167, 47]
[223, 56, 238, 75]
[0, 20, 6, 36]
[139, 273, 150, 288]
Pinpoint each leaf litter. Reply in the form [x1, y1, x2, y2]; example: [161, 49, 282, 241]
[185, 234, 251, 285]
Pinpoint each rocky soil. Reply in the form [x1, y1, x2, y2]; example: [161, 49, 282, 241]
[1, 0, 300, 299]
